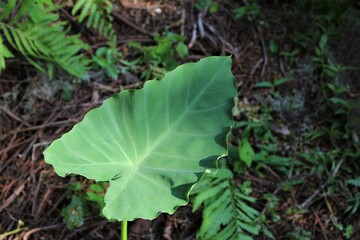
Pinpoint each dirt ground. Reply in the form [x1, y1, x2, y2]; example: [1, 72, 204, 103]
[1, 1, 359, 239]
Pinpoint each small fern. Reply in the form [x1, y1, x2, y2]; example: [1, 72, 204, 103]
[0, 0, 89, 79]
[192, 168, 260, 240]
[72, 0, 116, 45]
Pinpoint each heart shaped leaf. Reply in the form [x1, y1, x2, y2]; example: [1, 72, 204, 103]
[44, 56, 236, 221]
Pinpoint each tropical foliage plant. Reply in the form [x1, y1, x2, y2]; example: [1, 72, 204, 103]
[44, 56, 237, 238]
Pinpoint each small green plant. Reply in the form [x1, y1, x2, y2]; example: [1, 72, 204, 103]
[286, 227, 312, 240]
[128, 31, 188, 80]
[233, 2, 261, 21]
[346, 177, 360, 215]
[85, 182, 107, 211]
[194, 0, 219, 13]
[268, 39, 279, 54]
[44, 56, 236, 239]
[61, 195, 85, 230]
[280, 49, 301, 65]
[91, 46, 133, 79]
[253, 77, 290, 90]
[194, 0, 212, 11]
[335, 223, 353, 240]
[92, 47, 119, 79]
[262, 193, 281, 223]
[232, 101, 304, 176]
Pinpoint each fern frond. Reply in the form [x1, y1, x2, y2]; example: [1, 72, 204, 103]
[0, 0, 17, 22]
[192, 169, 260, 240]
[72, 0, 116, 44]
[0, 35, 14, 72]
[0, 0, 90, 79]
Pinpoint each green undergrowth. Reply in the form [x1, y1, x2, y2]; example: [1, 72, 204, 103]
[32, 1, 360, 239]
[127, 31, 189, 80]
[226, 1, 360, 238]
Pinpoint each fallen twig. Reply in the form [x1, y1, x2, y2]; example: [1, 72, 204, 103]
[112, 12, 153, 37]
[0, 106, 31, 127]
[250, 58, 264, 77]
[260, 174, 310, 216]
[22, 223, 64, 240]
[197, 12, 205, 38]
[2, 119, 77, 139]
[0, 177, 30, 212]
[314, 212, 329, 240]
[297, 158, 344, 209]
[203, 21, 238, 57]
[180, 8, 186, 36]
[257, 26, 268, 77]
[188, 22, 197, 48]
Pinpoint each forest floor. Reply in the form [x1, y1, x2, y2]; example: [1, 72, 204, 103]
[1, 1, 360, 239]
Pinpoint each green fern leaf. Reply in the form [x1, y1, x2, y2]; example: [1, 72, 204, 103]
[72, 0, 116, 44]
[87, 5, 98, 28]
[0, 0, 17, 22]
[192, 168, 260, 240]
[0, 0, 90, 79]
[193, 179, 226, 210]
[0, 36, 14, 72]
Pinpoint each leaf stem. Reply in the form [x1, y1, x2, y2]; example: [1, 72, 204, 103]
[121, 220, 127, 240]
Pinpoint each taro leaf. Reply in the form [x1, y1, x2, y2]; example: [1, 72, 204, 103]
[44, 56, 236, 221]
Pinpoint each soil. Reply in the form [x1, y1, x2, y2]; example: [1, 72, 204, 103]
[1, 1, 359, 239]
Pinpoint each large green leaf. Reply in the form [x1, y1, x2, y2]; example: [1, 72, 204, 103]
[44, 56, 236, 221]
